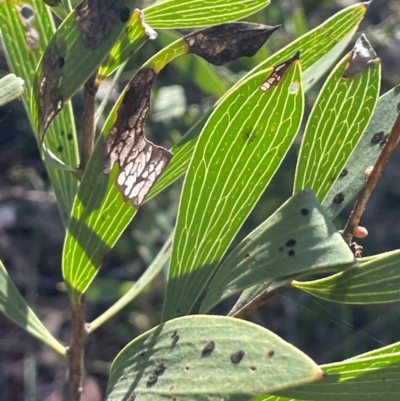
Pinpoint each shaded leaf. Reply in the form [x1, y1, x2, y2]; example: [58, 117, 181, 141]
[106, 315, 323, 401]
[323, 86, 400, 218]
[294, 34, 381, 202]
[0, 260, 65, 355]
[0, 0, 79, 226]
[163, 54, 304, 321]
[293, 249, 400, 304]
[200, 190, 356, 313]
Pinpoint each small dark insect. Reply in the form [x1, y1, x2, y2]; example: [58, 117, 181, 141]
[58, 57, 65, 68]
[268, 349, 275, 357]
[57, 145, 63, 153]
[250, 365, 257, 371]
[202, 341, 215, 354]
[127, 392, 136, 401]
[120, 7, 130, 23]
[285, 239, 296, 247]
[300, 208, 309, 216]
[371, 131, 384, 144]
[333, 192, 344, 204]
[172, 334, 180, 345]
[155, 362, 167, 375]
[67, 133, 73, 141]
[380, 133, 389, 146]
[340, 168, 348, 177]
[138, 350, 146, 357]
[171, 330, 178, 338]
[185, 365, 190, 371]
[147, 373, 158, 386]
[288, 250, 295, 257]
[243, 253, 250, 259]
[231, 350, 245, 364]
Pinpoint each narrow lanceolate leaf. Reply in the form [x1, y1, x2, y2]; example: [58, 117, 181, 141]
[200, 190, 355, 313]
[106, 315, 323, 401]
[144, 0, 270, 29]
[260, 342, 400, 401]
[164, 55, 304, 321]
[0, 260, 65, 356]
[294, 35, 380, 202]
[0, 73, 24, 106]
[293, 249, 400, 304]
[33, 0, 149, 142]
[146, 2, 368, 203]
[323, 86, 400, 219]
[63, 23, 278, 299]
[0, 0, 79, 226]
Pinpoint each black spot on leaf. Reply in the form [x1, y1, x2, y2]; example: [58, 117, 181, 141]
[138, 350, 145, 357]
[185, 365, 190, 371]
[244, 253, 250, 259]
[250, 365, 257, 370]
[300, 208, 309, 216]
[285, 239, 296, 247]
[333, 193, 344, 204]
[58, 57, 65, 68]
[202, 341, 215, 354]
[279, 246, 284, 252]
[268, 349, 275, 357]
[288, 250, 295, 257]
[371, 131, 384, 143]
[57, 145, 63, 153]
[147, 373, 158, 386]
[340, 168, 348, 177]
[155, 362, 167, 375]
[231, 350, 245, 364]
[67, 133, 73, 141]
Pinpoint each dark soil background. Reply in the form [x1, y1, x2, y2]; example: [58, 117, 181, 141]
[1, 0, 400, 400]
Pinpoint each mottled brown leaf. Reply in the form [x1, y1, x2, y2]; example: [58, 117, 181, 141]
[185, 22, 279, 66]
[75, 0, 127, 50]
[103, 68, 172, 208]
[343, 34, 378, 79]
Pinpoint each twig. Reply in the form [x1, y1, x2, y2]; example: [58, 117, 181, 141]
[67, 302, 87, 401]
[81, 72, 98, 170]
[341, 111, 400, 245]
[229, 283, 290, 319]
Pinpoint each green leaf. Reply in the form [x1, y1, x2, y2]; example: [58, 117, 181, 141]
[0, 0, 79, 226]
[106, 315, 323, 401]
[257, 341, 400, 401]
[200, 190, 356, 313]
[293, 249, 400, 304]
[32, 1, 148, 139]
[62, 23, 276, 299]
[0, 260, 65, 356]
[164, 55, 304, 321]
[146, 2, 368, 204]
[0, 73, 24, 105]
[323, 86, 400, 219]
[88, 233, 173, 332]
[294, 35, 381, 202]
[144, 0, 270, 29]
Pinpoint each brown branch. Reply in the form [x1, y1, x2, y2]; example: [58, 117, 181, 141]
[229, 283, 290, 319]
[341, 111, 400, 245]
[81, 72, 98, 170]
[67, 301, 87, 401]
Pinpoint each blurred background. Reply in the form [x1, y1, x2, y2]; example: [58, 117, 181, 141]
[1, 0, 400, 399]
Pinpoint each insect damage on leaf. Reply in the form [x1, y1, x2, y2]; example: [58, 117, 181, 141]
[38, 42, 64, 143]
[103, 68, 172, 208]
[342, 34, 378, 79]
[75, 0, 127, 50]
[185, 22, 279, 66]
[16, 4, 40, 49]
[259, 51, 300, 92]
